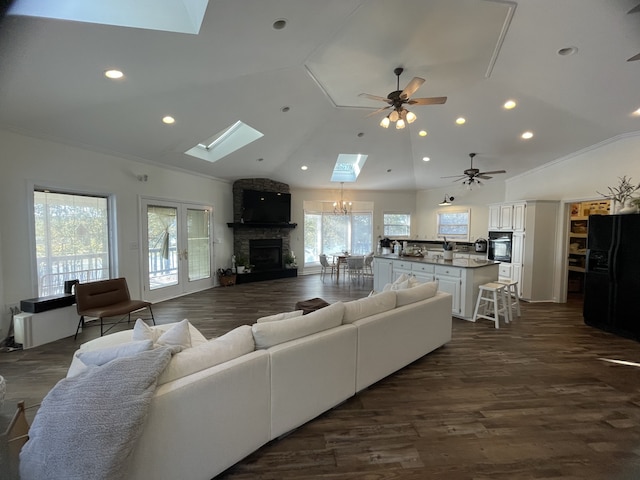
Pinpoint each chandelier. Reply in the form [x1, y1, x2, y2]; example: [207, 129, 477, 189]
[333, 182, 352, 215]
[380, 107, 417, 130]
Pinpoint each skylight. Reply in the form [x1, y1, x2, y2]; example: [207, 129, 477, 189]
[330, 154, 368, 182]
[185, 121, 264, 163]
[9, 0, 209, 35]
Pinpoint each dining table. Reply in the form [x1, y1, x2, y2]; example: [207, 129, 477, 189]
[330, 253, 349, 282]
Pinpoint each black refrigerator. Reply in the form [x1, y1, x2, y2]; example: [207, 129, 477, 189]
[583, 214, 640, 340]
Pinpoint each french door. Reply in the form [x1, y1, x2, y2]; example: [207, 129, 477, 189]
[141, 199, 214, 302]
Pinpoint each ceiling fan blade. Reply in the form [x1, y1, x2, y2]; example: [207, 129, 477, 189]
[400, 77, 425, 99]
[366, 106, 391, 118]
[477, 170, 506, 175]
[476, 175, 493, 180]
[408, 96, 447, 105]
[627, 52, 640, 62]
[628, 3, 640, 14]
[359, 93, 392, 104]
[441, 174, 467, 179]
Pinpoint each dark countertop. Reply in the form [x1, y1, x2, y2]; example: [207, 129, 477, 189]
[374, 254, 500, 269]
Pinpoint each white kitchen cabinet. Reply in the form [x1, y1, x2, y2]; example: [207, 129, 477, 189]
[512, 202, 526, 231]
[499, 204, 513, 230]
[411, 262, 435, 283]
[392, 260, 413, 282]
[498, 263, 512, 281]
[373, 257, 394, 292]
[435, 265, 462, 315]
[489, 205, 501, 230]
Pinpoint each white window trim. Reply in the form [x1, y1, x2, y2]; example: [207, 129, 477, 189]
[383, 212, 411, 238]
[28, 181, 118, 297]
[436, 208, 471, 242]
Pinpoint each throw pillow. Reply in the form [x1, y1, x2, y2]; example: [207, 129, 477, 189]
[132, 318, 161, 343]
[256, 310, 304, 323]
[156, 318, 192, 350]
[343, 291, 397, 323]
[395, 280, 439, 307]
[252, 301, 345, 349]
[75, 340, 154, 368]
[158, 325, 255, 385]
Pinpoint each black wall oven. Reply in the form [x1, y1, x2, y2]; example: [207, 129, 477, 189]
[488, 231, 513, 263]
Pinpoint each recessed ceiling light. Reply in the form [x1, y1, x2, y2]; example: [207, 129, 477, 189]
[521, 131, 534, 139]
[557, 46, 578, 56]
[301, 165, 308, 170]
[632, 108, 640, 116]
[272, 19, 287, 30]
[162, 116, 175, 124]
[418, 130, 427, 137]
[422, 157, 430, 162]
[104, 69, 124, 79]
[455, 117, 466, 125]
[503, 100, 516, 109]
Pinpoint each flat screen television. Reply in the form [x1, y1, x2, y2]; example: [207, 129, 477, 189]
[242, 189, 291, 224]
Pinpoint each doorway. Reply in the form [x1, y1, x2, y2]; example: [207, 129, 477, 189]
[141, 199, 214, 302]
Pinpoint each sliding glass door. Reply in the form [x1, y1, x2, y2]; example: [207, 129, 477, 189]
[142, 199, 213, 302]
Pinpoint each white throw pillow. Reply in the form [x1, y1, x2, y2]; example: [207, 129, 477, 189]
[70, 340, 154, 376]
[395, 281, 439, 307]
[256, 310, 304, 323]
[158, 325, 255, 385]
[252, 301, 345, 349]
[343, 291, 397, 324]
[132, 318, 198, 350]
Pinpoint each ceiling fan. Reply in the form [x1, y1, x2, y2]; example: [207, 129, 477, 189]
[628, 3, 640, 61]
[359, 67, 447, 129]
[442, 153, 506, 186]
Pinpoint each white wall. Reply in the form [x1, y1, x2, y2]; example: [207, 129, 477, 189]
[415, 183, 505, 241]
[0, 129, 235, 337]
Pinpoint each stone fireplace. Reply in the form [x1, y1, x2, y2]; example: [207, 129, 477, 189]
[227, 178, 297, 283]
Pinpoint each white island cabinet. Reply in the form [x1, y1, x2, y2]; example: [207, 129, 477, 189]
[373, 255, 499, 321]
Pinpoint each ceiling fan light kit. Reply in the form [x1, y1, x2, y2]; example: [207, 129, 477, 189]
[360, 67, 447, 129]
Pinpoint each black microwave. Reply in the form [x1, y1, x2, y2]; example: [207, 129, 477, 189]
[488, 231, 513, 263]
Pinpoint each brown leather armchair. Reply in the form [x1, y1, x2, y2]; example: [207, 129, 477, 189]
[74, 278, 154, 339]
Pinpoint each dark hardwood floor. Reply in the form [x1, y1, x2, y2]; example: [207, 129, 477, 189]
[2, 277, 640, 479]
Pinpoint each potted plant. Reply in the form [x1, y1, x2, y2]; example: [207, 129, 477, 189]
[597, 176, 640, 213]
[234, 253, 248, 273]
[442, 237, 455, 260]
[284, 251, 297, 268]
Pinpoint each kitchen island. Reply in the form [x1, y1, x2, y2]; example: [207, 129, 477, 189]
[374, 254, 500, 321]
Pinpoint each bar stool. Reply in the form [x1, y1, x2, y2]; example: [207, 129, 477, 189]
[497, 279, 521, 319]
[473, 282, 511, 328]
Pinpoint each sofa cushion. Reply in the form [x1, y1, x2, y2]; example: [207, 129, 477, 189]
[158, 325, 255, 385]
[395, 281, 439, 307]
[343, 291, 397, 324]
[256, 310, 304, 323]
[251, 302, 345, 349]
[75, 340, 154, 368]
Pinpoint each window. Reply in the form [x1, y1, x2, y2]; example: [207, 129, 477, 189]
[33, 189, 113, 296]
[437, 209, 470, 241]
[303, 208, 373, 266]
[383, 213, 411, 237]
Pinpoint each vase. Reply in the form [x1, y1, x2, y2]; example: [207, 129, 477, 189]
[616, 200, 638, 214]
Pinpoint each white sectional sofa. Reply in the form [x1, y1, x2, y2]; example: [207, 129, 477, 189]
[24, 282, 452, 480]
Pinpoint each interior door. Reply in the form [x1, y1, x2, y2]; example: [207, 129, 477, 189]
[142, 199, 214, 302]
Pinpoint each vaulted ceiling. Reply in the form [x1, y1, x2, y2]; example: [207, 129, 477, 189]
[0, 0, 639, 191]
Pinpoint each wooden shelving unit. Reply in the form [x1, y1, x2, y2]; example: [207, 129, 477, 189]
[566, 200, 610, 293]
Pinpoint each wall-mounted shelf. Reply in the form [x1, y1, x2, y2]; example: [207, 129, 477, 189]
[227, 222, 297, 229]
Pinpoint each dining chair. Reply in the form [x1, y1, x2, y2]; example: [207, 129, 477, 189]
[346, 256, 365, 284]
[363, 253, 374, 278]
[319, 254, 335, 282]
